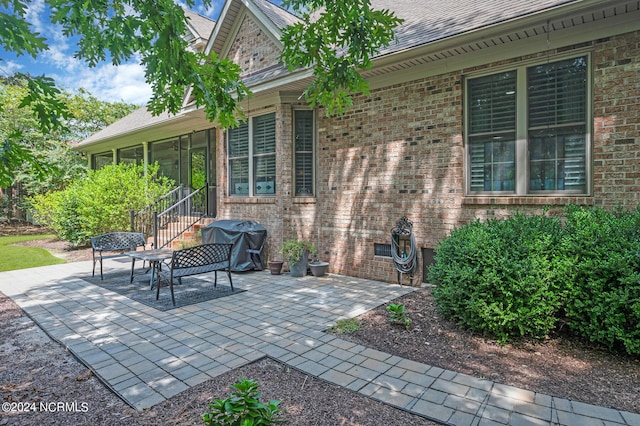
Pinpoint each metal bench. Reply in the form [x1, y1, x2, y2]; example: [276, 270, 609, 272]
[91, 232, 146, 280]
[159, 243, 234, 306]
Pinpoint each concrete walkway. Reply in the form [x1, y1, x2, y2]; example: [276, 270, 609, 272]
[1, 260, 638, 425]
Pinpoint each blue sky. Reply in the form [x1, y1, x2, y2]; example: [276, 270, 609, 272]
[0, 0, 281, 105]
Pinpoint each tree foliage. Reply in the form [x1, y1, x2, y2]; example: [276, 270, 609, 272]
[280, 0, 403, 116]
[1, 77, 137, 219]
[3, 0, 250, 127]
[2, 0, 401, 183]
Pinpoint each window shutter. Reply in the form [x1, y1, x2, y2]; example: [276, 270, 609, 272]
[228, 122, 249, 195]
[527, 57, 587, 192]
[228, 122, 249, 157]
[468, 71, 516, 192]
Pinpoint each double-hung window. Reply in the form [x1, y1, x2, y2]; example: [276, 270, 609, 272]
[467, 56, 588, 195]
[228, 112, 276, 196]
[294, 110, 315, 196]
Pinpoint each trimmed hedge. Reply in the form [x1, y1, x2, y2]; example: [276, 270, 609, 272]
[562, 205, 640, 355]
[428, 205, 640, 355]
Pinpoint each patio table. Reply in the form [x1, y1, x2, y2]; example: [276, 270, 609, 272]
[125, 249, 174, 289]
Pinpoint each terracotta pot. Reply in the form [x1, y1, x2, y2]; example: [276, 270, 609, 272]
[268, 260, 283, 275]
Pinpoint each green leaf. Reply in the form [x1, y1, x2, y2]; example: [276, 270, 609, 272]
[280, 0, 403, 116]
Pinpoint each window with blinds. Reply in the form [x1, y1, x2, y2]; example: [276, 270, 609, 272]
[227, 112, 276, 196]
[466, 56, 588, 195]
[294, 110, 314, 196]
[228, 121, 249, 195]
[528, 57, 587, 192]
[468, 71, 516, 192]
[253, 113, 276, 195]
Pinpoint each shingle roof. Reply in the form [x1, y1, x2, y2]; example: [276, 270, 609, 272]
[79, 107, 178, 145]
[184, 9, 216, 40]
[252, 0, 300, 30]
[370, 0, 579, 56]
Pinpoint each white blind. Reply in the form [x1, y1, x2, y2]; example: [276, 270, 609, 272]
[294, 110, 314, 196]
[527, 57, 587, 192]
[228, 122, 248, 157]
[253, 112, 276, 155]
[528, 57, 587, 128]
[469, 71, 516, 135]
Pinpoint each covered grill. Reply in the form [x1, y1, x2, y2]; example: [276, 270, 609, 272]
[201, 220, 267, 271]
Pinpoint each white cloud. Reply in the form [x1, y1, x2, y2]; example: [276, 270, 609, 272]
[0, 60, 25, 75]
[56, 60, 152, 105]
[24, 0, 47, 35]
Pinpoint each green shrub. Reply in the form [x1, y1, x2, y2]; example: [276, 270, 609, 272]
[428, 213, 570, 342]
[203, 378, 283, 426]
[428, 205, 640, 355]
[30, 163, 173, 245]
[386, 303, 410, 329]
[562, 205, 640, 355]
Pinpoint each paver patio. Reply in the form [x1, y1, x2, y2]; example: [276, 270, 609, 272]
[1, 259, 638, 425]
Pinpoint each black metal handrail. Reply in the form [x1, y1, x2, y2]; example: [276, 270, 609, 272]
[154, 184, 207, 248]
[131, 184, 185, 238]
[131, 184, 207, 249]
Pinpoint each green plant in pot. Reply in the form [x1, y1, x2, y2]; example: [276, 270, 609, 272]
[278, 239, 316, 277]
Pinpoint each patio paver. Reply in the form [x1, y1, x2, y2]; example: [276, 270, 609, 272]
[0, 260, 638, 424]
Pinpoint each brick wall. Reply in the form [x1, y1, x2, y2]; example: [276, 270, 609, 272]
[216, 30, 640, 284]
[592, 31, 640, 206]
[227, 15, 281, 75]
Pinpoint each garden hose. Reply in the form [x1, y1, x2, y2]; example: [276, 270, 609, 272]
[391, 216, 418, 284]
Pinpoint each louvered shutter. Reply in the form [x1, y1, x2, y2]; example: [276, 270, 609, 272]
[527, 57, 587, 192]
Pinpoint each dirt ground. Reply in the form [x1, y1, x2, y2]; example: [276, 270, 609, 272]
[1, 225, 639, 424]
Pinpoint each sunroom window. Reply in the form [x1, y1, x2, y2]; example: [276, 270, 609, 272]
[227, 112, 276, 196]
[467, 56, 588, 195]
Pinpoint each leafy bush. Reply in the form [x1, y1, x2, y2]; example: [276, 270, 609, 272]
[561, 205, 640, 355]
[428, 206, 640, 355]
[203, 378, 283, 426]
[429, 213, 570, 342]
[30, 163, 173, 245]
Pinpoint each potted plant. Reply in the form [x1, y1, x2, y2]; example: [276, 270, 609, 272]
[278, 239, 316, 277]
[309, 254, 329, 277]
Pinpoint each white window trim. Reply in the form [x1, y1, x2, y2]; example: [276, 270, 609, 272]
[464, 52, 592, 196]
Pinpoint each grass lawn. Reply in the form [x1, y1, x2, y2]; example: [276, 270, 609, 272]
[0, 234, 66, 272]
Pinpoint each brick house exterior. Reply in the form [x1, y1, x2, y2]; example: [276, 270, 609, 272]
[77, 0, 640, 284]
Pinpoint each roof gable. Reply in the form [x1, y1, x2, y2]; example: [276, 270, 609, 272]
[227, 13, 282, 76]
[205, 0, 299, 58]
